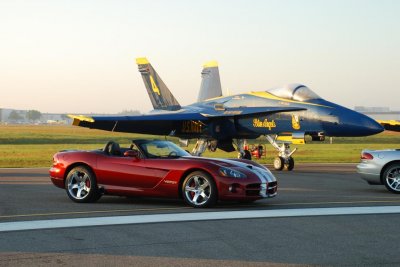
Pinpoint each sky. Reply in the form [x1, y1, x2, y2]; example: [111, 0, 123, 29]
[1, 0, 399, 114]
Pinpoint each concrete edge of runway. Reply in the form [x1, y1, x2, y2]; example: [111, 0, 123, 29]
[1, 205, 399, 232]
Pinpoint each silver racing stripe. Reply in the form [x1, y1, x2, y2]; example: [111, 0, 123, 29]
[251, 167, 268, 197]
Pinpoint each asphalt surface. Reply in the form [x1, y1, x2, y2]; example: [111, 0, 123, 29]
[0, 164, 399, 266]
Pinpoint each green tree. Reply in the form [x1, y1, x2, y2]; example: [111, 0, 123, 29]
[26, 110, 42, 121]
[8, 110, 24, 121]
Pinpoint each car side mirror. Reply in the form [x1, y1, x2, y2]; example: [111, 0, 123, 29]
[124, 150, 140, 159]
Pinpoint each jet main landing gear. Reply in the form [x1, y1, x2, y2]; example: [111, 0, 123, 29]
[191, 139, 220, 156]
[236, 139, 252, 160]
[191, 139, 208, 156]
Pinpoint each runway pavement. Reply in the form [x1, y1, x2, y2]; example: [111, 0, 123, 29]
[0, 164, 399, 266]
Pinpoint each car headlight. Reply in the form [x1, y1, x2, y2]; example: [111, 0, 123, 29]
[219, 167, 246, 179]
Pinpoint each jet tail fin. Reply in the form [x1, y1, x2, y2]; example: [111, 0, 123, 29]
[136, 58, 181, 111]
[197, 60, 222, 102]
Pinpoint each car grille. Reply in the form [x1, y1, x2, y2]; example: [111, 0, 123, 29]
[267, 181, 278, 196]
[246, 181, 277, 197]
[245, 183, 261, 196]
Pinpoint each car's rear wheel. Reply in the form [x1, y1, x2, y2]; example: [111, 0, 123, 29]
[382, 163, 400, 194]
[182, 171, 217, 208]
[65, 166, 101, 203]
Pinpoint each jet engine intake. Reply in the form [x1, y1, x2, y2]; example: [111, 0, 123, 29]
[309, 132, 325, 141]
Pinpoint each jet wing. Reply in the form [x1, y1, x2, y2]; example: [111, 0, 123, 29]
[69, 112, 208, 135]
[377, 120, 400, 132]
[69, 106, 306, 135]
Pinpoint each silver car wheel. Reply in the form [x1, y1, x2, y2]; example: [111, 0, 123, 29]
[184, 175, 211, 206]
[67, 170, 91, 200]
[385, 165, 400, 192]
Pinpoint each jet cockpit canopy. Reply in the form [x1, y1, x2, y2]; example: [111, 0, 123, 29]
[267, 84, 321, 102]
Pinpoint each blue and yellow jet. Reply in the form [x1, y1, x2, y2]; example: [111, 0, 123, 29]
[70, 58, 384, 171]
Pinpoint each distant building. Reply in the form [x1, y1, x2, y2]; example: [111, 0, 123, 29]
[354, 106, 391, 112]
[354, 106, 400, 121]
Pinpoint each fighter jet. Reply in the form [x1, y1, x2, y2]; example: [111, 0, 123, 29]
[70, 58, 384, 170]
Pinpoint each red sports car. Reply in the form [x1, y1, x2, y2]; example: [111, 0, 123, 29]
[49, 139, 277, 207]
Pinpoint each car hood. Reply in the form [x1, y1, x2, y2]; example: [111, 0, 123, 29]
[182, 156, 252, 167]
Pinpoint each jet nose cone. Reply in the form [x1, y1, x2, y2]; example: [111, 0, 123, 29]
[318, 100, 385, 137]
[357, 116, 385, 136]
[363, 117, 384, 135]
[330, 108, 384, 137]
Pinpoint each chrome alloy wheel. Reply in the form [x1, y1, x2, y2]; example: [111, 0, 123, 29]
[67, 170, 91, 200]
[385, 165, 400, 193]
[184, 175, 212, 206]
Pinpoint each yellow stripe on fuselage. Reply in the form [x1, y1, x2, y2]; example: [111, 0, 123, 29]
[276, 135, 306, 145]
[248, 91, 332, 108]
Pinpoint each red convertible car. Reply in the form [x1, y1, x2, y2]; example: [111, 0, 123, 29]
[49, 139, 277, 207]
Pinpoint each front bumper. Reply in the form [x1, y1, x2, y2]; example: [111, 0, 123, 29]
[218, 180, 278, 201]
[217, 167, 278, 201]
[244, 181, 278, 198]
[357, 162, 381, 185]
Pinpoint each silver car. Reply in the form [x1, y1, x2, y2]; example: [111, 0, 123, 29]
[357, 149, 400, 193]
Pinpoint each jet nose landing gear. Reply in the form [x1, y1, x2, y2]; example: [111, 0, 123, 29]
[266, 135, 297, 171]
[273, 155, 295, 171]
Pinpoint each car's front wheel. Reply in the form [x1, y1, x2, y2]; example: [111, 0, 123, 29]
[382, 163, 400, 194]
[65, 166, 101, 203]
[182, 171, 217, 208]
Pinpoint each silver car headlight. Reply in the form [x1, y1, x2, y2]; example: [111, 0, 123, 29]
[219, 167, 247, 179]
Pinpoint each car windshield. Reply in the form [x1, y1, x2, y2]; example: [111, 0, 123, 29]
[137, 140, 190, 158]
[267, 84, 321, 102]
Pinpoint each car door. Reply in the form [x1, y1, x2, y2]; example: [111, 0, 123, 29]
[96, 154, 162, 189]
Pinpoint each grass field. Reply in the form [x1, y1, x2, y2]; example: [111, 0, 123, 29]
[0, 124, 399, 167]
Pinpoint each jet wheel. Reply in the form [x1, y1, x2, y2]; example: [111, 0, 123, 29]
[284, 157, 295, 171]
[243, 150, 252, 160]
[273, 157, 284, 171]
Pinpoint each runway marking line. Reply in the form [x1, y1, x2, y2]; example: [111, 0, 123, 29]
[0, 207, 192, 219]
[268, 200, 400, 206]
[1, 205, 400, 232]
[1, 200, 400, 220]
